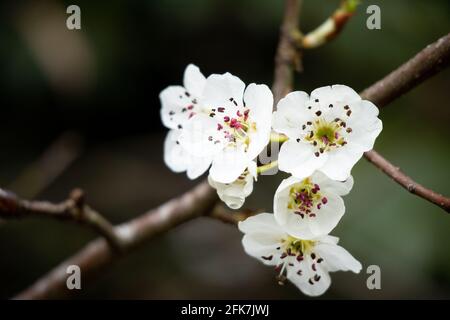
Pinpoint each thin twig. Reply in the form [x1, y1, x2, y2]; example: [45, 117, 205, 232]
[364, 150, 450, 213]
[302, 0, 359, 49]
[272, 0, 302, 105]
[0, 188, 123, 250]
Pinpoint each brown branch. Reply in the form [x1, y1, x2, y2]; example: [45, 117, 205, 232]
[360, 32, 450, 108]
[360, 32, 450, 213]
[14, 181, 218, 299]
[0, 188, 122, 251]
[272, 0, 302, 105]
[364, 150, 450, 213]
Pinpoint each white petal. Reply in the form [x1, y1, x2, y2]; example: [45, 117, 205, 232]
[314, 243, 362, 273]
[287, 255, 331, 296]
[183, 64, 206, 98]
[244, 84, 273, 160]
[186, 156, 212, 180]
[310, 85, 361, 107]
[278, 140, 327, 179]
[238, 212, 285, 238]
[272, 91, 311, 140]
[179, 113, 224, 157]
[202, 72, 245, 114]
[273, 176, 301, 226]
[163, 130, 188, 172]
[241, 236, 280, 266]
[319, 147, 362, 181]
[311, 171, 354, 196]
[346, 100, 383, 152]
[247, 160, 258, 181]
[239, 213, 286, 265]
[160, 85, 195, 130]
[209, 145, 248, 183]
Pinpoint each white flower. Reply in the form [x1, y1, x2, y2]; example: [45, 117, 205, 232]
[239, 213, 362, 297]
[208, 161, 257, 209]
[179, 72, 273, 184]
[272, 85, 382, 181]
[164, 130, 212, 180]
[274, 171, 353, 239]
[160, 64, 214, 179]
[160, 64, 207, 131]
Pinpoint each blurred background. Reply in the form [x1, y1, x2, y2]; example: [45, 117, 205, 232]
[0, 0, 449, 299]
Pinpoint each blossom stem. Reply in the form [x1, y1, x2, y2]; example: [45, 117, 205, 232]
[301, 0, 359, 49]
[270, 132, 289, 143]
[257, 161, 279, 174]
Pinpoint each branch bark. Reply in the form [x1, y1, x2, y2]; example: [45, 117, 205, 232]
[364, 150, 450, 213]
[0, 188, 122, 250]
[14, 181, 217, 299]
[272, 0, 302, 105]
[361, 32, 450, 213]
[360, 32, 450, 108]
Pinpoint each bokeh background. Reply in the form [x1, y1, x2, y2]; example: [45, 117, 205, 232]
[0, 0, 449, 299]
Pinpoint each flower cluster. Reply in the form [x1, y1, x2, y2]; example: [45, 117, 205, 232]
[160, 64, 382, 296]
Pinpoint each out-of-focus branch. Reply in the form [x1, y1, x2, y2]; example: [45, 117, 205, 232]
[8, 131, 83, 199]
[0, 188, 122, 250]
[364, 150, 450, 213]
[302, 0, 359, 49]
[272, 0, 302, 104]
[14, 181, 218, 299]
[360, 32, 450, 108]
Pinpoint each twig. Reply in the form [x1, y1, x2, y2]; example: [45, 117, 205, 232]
[360, 32, 450, 213]
[360, 32, 450, 108]
[302, 0, 359, 49]
[14, 181, 217, 299]
[0, 188, 122, 250]
[272, 0, 303, 105]
[364, 150, 450, 213]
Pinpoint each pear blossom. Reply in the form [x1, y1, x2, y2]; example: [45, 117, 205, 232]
[272, 85, 382, 181]
[208, 161, 257, 209]
[160, 64, 214, 179]
[274, 171, 353, 239]
[239, 213, 362, 296]
[180, 72, 273, 184]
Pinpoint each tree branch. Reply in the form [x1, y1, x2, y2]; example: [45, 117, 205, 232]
[360, 32, 450, 108]
[364, 150, 450, 213]
[14, 181, 218, 299]
[272, 0, 302, 105]
[0, 188, 123, 251]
